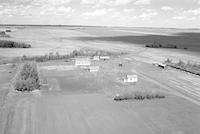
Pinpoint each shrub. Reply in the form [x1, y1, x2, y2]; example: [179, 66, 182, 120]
[164, 58, 172, 64]
[0, 40, 31, 48]
[146, 41, 177, 49]
[12, 61, 40, 91]
[164, 59, 200, 76]
[5, 30, 11, 32]
[114, 90, 165, 101]
[176, 60, 185, 67]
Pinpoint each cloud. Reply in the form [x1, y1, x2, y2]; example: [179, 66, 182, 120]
[161, 6, 173, 11]
[123, 9, 135, 13]
[33, 0, 72, 6]
[81, 0, 97, 4]
[173, 16, 186, 20]
[139, 11, 157, 18]
[115, 0, 132, 5]
[98, 0, 132, 6]
[82, 9, 107, 17]
[134, 0, 151, 5]
[40, 6, 73, 16]
[183, 8, 200, 15]
[0, 4, 33, 16]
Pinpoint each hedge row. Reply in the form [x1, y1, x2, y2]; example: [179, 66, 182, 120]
[114, 90, 165, 101]
[22, 49, 113, 62]
[164, 59, 200, 76]
[0, 40, 31, 48]
[146, 41, 177, 48]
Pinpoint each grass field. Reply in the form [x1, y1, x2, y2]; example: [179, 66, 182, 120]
[0, 26, 200, 134]
[0, 26, 200, 64]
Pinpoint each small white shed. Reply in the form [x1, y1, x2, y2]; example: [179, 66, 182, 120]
[93, 56, 100, 61]
[75, 57, 91, 66]
[124, 75, 138, 83]
[100, 56, 110, 61]
[88, 66, 99, 72]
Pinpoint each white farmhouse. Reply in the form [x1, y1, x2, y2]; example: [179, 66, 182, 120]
[88, 66, 99, 72]
[124, 75, 138, 83]
[100, 56, 110, 61]
[75, 57, 91, 66]
[93, 56, 100, 61]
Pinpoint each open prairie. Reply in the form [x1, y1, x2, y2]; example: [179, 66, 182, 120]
[0, 26, 200, 134]
[0, 26, 200, 63]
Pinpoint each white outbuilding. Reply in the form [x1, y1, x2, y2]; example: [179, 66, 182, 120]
[88, 66, 99, 72]
[75, 57, 91, 66]
[93, 56, 100, 61]
[124, 75, 138, 83]
[100, 56, 110, 61]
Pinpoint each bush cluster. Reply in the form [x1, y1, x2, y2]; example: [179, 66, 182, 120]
[12, 62, 40, 91]
[146, 41, 177, 48]
[0, 40, 31, 48]
[164, 59, 200, 75]
[114, 90, 165, 101]
[5, 30, 11, 32]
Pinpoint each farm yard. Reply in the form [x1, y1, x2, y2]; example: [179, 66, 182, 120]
[0, 26, 200, 134]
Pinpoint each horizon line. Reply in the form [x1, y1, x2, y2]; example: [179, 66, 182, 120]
[0, 24, 199, 30]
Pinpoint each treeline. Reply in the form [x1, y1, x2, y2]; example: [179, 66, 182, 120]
[12, 61, 40, 91]
[114, 90, 165, 101]
[146, 41, 177, 49]
[22, 49, 113, 62]
[0, 40, 31, 48]
[164, 59, 200, 76]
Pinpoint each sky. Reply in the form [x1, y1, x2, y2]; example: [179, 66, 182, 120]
[0, 0, 200, 28]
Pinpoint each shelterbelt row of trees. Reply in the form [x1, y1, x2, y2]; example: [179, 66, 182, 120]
[21, 49, 117, 62]
[164, 59, 200, 76]
[0, 40, 31, 48]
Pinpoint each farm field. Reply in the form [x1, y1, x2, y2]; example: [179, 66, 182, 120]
[0, 26, 200, 64]
[0, 26, 200, 134]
